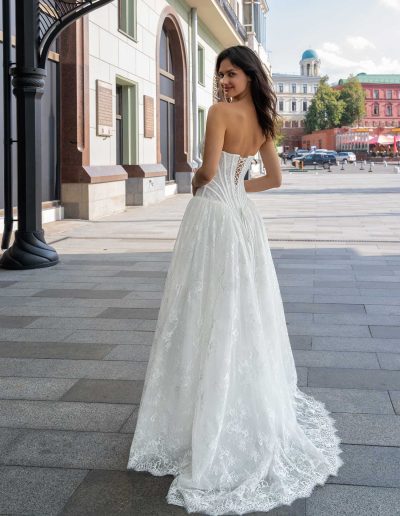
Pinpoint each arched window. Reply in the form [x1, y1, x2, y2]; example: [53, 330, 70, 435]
[373, 103, 379, 116]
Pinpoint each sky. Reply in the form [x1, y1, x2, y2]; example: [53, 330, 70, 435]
[266, 0, 400, 84]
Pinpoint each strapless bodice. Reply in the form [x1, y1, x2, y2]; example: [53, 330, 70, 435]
[196, 150, 253, 209]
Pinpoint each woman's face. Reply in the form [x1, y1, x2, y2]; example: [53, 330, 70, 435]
[217, 58, 250, 100]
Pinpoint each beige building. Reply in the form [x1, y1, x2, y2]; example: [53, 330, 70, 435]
[60, 0, 271, 220]
[272, 49, 321, 150]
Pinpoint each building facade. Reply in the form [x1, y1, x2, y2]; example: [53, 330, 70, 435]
[60, 0, 271, 220]
[336, 73, 400, 129]
[272, 49, 321, 151]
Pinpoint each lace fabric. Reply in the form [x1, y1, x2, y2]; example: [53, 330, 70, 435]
[127, 150, 344, 515]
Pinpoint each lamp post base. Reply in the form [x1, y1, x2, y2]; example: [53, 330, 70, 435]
[0, 229, 59, 269]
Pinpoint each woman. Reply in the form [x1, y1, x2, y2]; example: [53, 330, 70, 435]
[127, 45, 343, 515]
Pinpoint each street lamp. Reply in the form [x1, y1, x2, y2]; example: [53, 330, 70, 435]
[1, 0, 113, 270]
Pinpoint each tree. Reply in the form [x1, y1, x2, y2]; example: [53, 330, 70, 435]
[305, 76, 345, 133]
[274, 117, 285, 148]
[338, 75, 366, 126]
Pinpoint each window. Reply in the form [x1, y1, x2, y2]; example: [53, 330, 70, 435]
[118, 0, 137, 40]
[291, 83, 297, 93]
[373, 89, 379, 99]
[279, 100, 284, 111]
[373, 103, 379, 115]
[386, 90, 393, 100]
[291, 101, 297, 112]
[197, 45, 205, 86]
[386, 104, 393, 116]
[198, 107, 205, 149]
[115, 76, 139, 165]
[303, 101, 308, 112]
[303, 84, 307, 94]
[292, 120, 299, 128]
[314, 85, 318, 93]
[278, 83, 284, 93]
[284, 121, 291, 128]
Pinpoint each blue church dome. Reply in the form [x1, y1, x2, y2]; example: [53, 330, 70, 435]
[302, 49, 318, 60]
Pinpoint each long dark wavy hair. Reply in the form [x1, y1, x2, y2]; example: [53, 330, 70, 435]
[215, 45, 279, 140]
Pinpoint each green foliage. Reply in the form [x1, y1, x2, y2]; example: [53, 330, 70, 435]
[305, 76, 345, 133]
[338, 75, 366, 126]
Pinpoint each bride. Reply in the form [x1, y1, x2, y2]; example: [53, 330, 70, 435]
[127, 45, 344, 515]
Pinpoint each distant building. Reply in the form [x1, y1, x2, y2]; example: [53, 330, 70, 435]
[272, 49, 321, 150]
[335, 73, 400, 129]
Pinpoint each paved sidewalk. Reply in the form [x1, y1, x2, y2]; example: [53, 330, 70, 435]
[1, 170, 400, 515]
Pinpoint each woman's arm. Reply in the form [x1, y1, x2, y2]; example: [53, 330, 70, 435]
[244, 137, 282, 193]
[192, 104, 226, 190]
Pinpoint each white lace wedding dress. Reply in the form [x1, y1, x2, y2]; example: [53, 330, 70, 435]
[127, 150, 344, 515]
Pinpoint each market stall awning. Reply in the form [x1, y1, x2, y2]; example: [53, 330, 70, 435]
[369, 134, 395, 145]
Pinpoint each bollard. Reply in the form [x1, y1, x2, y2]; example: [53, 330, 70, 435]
[341, 161, 345, 171]
[395, 167, 400, 174]
[383, 161, 388, 167]
[368, 162, 374, 173]
[353, 161, 357, 167]
[360, 160, 364, 170]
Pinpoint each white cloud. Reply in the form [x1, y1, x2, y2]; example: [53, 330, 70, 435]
[347, 36, 376, 50]
[316, 47, 400, 82]
[322, 42, 341, 53]
[379, 0, 400, 10]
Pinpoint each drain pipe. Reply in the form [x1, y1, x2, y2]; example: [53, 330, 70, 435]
[191, 8, 201, 166]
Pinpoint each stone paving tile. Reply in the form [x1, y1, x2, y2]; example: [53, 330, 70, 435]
[103, 345, 151, 362]
[0, 466, 88, 516]
[0, 341, 116, 360]
[0, 358, 148, 380]
[312, 336, 400, 353]
[308, 367, 400, 390]
[365, 304, 400, 315]
[333, 413, 400, 446]
[0, 305, 106, 317]
[98, 307, 160, 319]
[301, 387, 394, 414]
[283, 302, 365, 314]
[114, 270, 168, 278]
[0, 314, 39, 328]
[62, 329, 154, 346]
[61, 379, 144, 404]
[1, 428, 132, 470]
[0, 280, 17, 287]
[314, 313, 400, 326]
[377, 353, 400, 370]
[0, 399, 134, 432]
[287, 323, 370, 338]
[306, 484, 400, 516]
[370, 325, 400, 338]
[33, 289, 131, 299]
[0, 377, 77, 400]
[119, 406, 138, 433]
[314, 294, 400, 305]
[27, 316, 147, 331]
[293, 350, 379, 369]
[389, 391, 400, 414]
[328, 444, 400, 487]
[0, 328, 74, 342]
[289, 336, 312, 350]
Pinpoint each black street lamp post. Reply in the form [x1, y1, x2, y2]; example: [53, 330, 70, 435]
[1, 0, 113, 270]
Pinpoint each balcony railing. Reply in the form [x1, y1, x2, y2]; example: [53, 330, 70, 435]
[216, 0, 247, 41]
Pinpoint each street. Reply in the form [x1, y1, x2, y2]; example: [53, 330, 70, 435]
[1, 170, 400, 515]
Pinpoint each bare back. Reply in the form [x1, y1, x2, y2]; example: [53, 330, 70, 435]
[220, 102, 266, 157]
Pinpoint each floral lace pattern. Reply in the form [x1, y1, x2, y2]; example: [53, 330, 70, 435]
[127, 150, 344, 515]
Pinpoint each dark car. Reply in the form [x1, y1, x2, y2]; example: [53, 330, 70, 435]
[293, 152, 338, 169]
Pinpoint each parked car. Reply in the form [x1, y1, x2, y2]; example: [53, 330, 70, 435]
[337, 151, 356, 163]
[287, 149, 309, 160]
[292, 152, 338, 169]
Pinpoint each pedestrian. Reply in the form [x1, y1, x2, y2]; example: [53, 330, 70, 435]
[127, 44, 343, 515]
